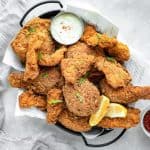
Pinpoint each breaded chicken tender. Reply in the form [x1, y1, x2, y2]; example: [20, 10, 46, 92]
[58, 109, 91, 132]
[8, 72, 27, 88]
[19, 90, 47, 110]
[63, 80, 100, 116]
[81, 25, 130, 62]
[24, 36, 42, 81]
[61, 54, 95, 84]
[11, 17, 54, 62]
[107, 42, 130, 61]
[58, 108, 140, 132]
[81, 25, 117, 48]
[47, 88, 64, 124]
[39, 46, 67, 66]
[8, 67, 63, 95]
[98, 108, 140, 128]
[67, 42, 97, 58]
[95, 56, 131, 88]
[100, 79, 150, 104]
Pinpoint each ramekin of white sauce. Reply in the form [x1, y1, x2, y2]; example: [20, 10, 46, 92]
[50, 12, 84, 45]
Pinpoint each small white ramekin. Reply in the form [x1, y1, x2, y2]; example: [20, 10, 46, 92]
[141, 105, 150, 137]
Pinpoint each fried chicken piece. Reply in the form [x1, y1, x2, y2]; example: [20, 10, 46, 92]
[61, 54, 95, 84]
[39, 46, 67, 66]
[67, 42, 97, 58]
[58, 107, 140, 132]
[58, 109, 91, 132]
[19, 90, 47, 110]
[100, 79, 150, 104]
[24, 36, 41, 81]
[8, 67, 63, 95]
[98, 108, 140, 128]
[47, 88, 64, 124]
[8, 72, 27, 88]
[81, 25, 130, 62]
[95, 56, 131, 88]
[11, 17, 54, 62]
[107, 42, 130, 61]
[63, 80, 100, 117]
[81, 25, 117, 48]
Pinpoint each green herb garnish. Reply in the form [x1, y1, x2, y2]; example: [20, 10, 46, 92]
[78, 72, 90, 84]
[28, 26, 36, 33]
[75, 92, 84, 103]
[78, 77, 86, 84]
[41, 73, 49, 78]
[38, 51, 42, 60]
[84, 71, 90, 78]
[96, 33, 101, 39]
[48, 99, 63, 105]
[106, 56, 116, 63]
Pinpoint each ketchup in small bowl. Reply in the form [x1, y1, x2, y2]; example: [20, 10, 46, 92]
[141, 107, 150, 137]
[143, 110, 150, 132]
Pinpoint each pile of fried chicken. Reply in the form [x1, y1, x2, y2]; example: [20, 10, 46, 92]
[8, 18, 150, 132]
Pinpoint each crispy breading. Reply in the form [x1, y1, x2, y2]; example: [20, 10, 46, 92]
[61, 54, 95, 84]
[8, 68, 63, 95]
[100, 79, 150, 104]
[81, 25, 130, 62]
[24, 36, 41, 81]
[11, 17, 54, 62]
[95, 56, 131, 88]
[81, 25, 99, 46]
[81, 25, 117, 48]
[67, 42, 97, 58]
[107, 42, 130, 61]
[47, 88, 64, 124]
[63, 80, 100, 116]
[58, 108, 140, 132]
[58, 109, 91, 132]
[8, 72, 27, 88]
[98, 108, 140, 128]
[19, 90, 47, 110]
[39, 46, 67, 66]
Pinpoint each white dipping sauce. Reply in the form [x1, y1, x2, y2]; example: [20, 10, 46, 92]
[51, 12, 84, 45]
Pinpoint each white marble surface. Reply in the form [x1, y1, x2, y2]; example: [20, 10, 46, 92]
[0, 0, 150, 149]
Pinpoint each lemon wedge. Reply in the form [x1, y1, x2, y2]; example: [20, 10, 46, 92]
[105, 103, 127, 118]
[89, 95, 110, 126]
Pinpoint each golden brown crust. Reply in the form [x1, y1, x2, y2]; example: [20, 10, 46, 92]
[58, 109, 91, 132]
[100, 79, 150, 104]
[98, 108, 140, 128]
[11, 17, 54, 62]
[19, 90, 47, 110]
[61, 54, 95, 84]
[95, 56, 131, 88]
[8, 72, 26, 88]
[63, 80, 100, 117]
[81, 25, 117, 48]
[108, 42, 130, 61]
[39, 46, 67, 66]
[47, 88, 64, 124]
[8, 68, 63, 95]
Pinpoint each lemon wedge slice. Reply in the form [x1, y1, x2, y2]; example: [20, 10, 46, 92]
[89, 95, 110, 126]
[105, 103, 127, 118]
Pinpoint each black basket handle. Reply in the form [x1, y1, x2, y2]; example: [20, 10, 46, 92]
[20, 1, 63, 27]
[81, 129, 126, 147]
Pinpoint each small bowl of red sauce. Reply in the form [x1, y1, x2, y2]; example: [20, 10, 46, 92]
[141, 106, 150, 137]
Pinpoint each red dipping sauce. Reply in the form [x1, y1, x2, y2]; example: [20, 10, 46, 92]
[143, 110, 150, 132]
